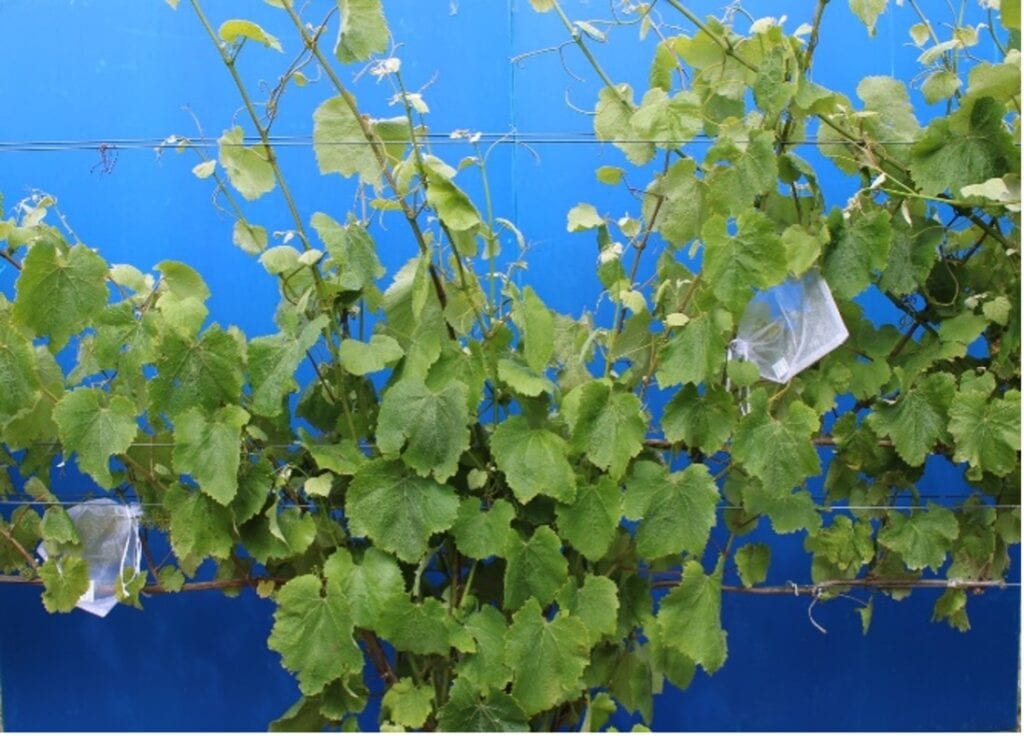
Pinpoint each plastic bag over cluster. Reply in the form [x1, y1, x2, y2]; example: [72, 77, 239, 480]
[38, 499, 142, 618]
[731, 269, 848, 384]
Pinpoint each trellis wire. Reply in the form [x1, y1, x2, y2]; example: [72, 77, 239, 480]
[1, 133, 1017, 152]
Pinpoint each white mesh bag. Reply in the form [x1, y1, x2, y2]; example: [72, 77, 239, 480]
[38, 499, 142, 617]
[731, 270, 849, 383]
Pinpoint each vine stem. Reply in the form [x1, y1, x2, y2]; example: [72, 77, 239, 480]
[279, 2, 457, 339]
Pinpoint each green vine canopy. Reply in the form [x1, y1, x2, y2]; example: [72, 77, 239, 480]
[0, 0, 1020, 730]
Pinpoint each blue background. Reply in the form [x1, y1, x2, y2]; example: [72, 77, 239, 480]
[0, 0, 1019, 730]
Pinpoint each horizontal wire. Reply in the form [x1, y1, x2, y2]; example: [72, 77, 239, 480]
[0, 133, 1013, 152]
[0, 497, 1016, 511]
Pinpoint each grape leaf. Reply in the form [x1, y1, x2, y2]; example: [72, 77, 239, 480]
[13, 241, 108, 350]
[878, 505, 959, 571]
[249, 317, 327, 418]
[437, 678, 528, 732]
[734, 543, 770, 587]
[657, 561, 727, 673]
[450, 498, 515, 560]
[39, 556, 90, 613]
[151, 325, 246, 416]
[491, 416, 576, 503]
[514, 286, 555, 371]
[947, 389, 1021, 477]
[656, 310, 731, 387]
[867, 371, 956, 466]
[376, 375, 470, 481]
[172, 405, 249, 505]
[570, 381, 646, 480]
[702, 210, 788, 312]
[313, 96, 382, 186]
[346, 459, 459, 563]
[164, 483, 235, 566]
[556, 475, 621, 561]
[732, 392, 820, 492]
[824, 208, 893, 299]
[267, 574, 363, 695]
[338, 334, 403, 376]
[503, 525, 568, 610]
[661, 384, 737, 454]
[53, 388, 137, 489]
[335, 0, 389, 63]
[623, 460, 719, 559]
[504, 598, 589, 716]
[382, 678, 434, 729]
[455, 606, 512, 692]
[218, 126, 275, 201]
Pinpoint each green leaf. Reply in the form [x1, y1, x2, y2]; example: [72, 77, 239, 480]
[596, 166, 625, 185]
[267, 574, 363, 695]
[496, 358, 555, 397]
[824, 208, 893, 299]
[53, 388, 137, 489]
[877, 504, 959, 571]
[732, 393, 820, 492]
[505, 598, 589, 716]
[556, 476, 621, 561]
[655, 310, 731, 388]
[623, 461, 719, 559]
[311, 213, 385, 292]
[849, 0, 887, 35]
[323, 547, 406, 630]
[932, 587, 970, 632]
[705, 129, 779, 218]
[0, 316, 42, 417]
[172, 405, 249, 505]
[151, 325, 245, 416]
[232, 220, 267, 255]
[514, 286, 555, 371]
[570, 381, 646, 480]
[218, 126, 275, 201]
[425, 168, 482, 231]
[644, 158, 705, 247]
[948, 390, 1020, 477]
[346, 459, 459, 563]
[338, 334, 403, 375]
[657, 561, 727, 673]
[702, 210, 787, 312]
[661, 385, 737, 454]
[382, 678, 434, 729]
[13, 240, 108, 350]
[437, 678, 528, 732]
[594, 84, 654, 165]
[734, 543, 770, 587]
[866, 371, 955, 466]
[376, 375, 470, 481]
[164, 483, 235, 565]
[781, 225, 825, 277]
[249, 317, 328, 418]
[387, 596, 473, 655]
[922, 69, 962, 104]
[335, 0, 389, 63]
[753, 44, 797, 119]
[503, 525, 569, 610]
[450, 498, 515, 559]
[742, 481, 821, 534]
[567, 203, 605, 232]
[313, 96, 381, 186]
[910, 97, 1016, 197]
[41, 506, 79, 547]
[805, 516, 875, 580]
[218, 19, 282, 51]
[631, 88, 703, 146]
[455, 605, 512, 691]
[560, 574, 619, 646]
[491, 416, 575, 504]
[39, 556, 90, 613]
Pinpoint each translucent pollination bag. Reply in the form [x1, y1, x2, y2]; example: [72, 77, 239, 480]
[730, 269, 849, 384]
[38, 499, 142, 618]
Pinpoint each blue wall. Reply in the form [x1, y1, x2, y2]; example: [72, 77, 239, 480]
[0, 0, 1018, 730]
